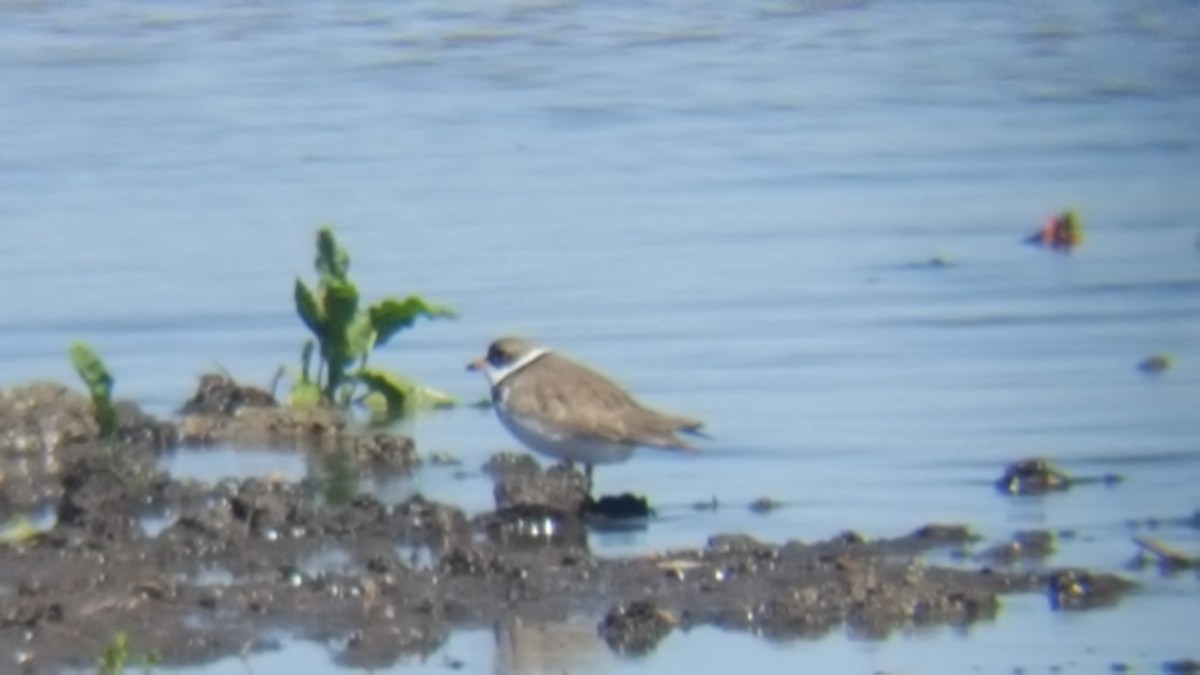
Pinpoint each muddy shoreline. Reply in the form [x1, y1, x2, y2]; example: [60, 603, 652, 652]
[0, 379, 1139, 672]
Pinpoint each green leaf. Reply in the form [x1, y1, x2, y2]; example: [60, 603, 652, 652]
[356, 368, 408, 418]
[300, 339, 315, 383]
[320, 279, 360, 398]
[68, 342, 117, 441]
[294, 279, 324, 338]
[358, 367, 456, 419]
[321, 280, 359, 336]
[346, 313, 376, 362]
[287, 381, 323, 409]
[68, 342, 112, 403]
[100, 632, 129, 675]
[368, 296, 457, 348]
[315, 227, 350, 283]
[361, 391, 391, 425]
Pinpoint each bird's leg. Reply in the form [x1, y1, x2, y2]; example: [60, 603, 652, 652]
[585, 463, 594, 496]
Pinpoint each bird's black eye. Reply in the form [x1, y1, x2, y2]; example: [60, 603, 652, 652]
[487, 345, 508, 367]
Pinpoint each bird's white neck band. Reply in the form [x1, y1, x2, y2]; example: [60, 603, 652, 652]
[488, 348, 550, 387]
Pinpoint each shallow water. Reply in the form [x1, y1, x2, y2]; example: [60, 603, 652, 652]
[3, 0, 1199, 671]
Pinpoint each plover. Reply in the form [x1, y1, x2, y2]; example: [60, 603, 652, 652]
[467, 337, 702, 493]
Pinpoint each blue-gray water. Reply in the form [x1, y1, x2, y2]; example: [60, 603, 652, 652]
[3, 0, 1199, 672]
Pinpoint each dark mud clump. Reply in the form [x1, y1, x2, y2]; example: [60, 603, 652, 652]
[980, 530, 1056, 565]
[996, 458, 1122, 496]
[0, 381, 1142, 672]
[1163, 659, 1200, 674]
[599, 599, 677, 655]
[1048, 569, 1137, 611]
[180, 373, 277, 416]
[177, 373, 420, 470]
[997, 458, 1072, 495]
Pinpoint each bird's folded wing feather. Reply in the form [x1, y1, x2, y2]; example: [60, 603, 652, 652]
[504, 355, 699, 450]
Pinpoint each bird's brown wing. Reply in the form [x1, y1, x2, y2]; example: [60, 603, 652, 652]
[502, 353, 701, 450]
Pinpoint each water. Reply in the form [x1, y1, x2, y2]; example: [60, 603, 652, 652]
[3, 0, 1199, 671]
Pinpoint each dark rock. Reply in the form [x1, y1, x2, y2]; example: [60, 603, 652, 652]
[438, 546, 501, 577]
[350, 433, 419, 469]
[388, 494, 469, 540]
[997, 458, 1072, 495]
[0, 382, 97, 453]
[748, 497, 782, 514]
[706, 534, 770, 555]
[481, 451, 540, 477]
[180, 373, 277, 416]
[229, 481, 294, 536]
[981, 530, 1056, 564]
[180, 405, 345, 447]
[56, 454, 164, 542]
[476, 503, 586, 549]
[113, 400, 179, 449]
[492, 460, 588, 513]
[909, 524, 975, 545]
[1047, 569, 1136, 610]
[598, 600, 676, 655]
[583, 494, 653, 522]
[1164, 659, 1200, 674]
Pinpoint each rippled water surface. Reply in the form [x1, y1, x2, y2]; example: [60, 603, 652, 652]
[3, 0, 1199, 672]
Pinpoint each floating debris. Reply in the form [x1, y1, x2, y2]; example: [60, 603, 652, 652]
[1138, 354, 1172, 374]
[1025, 209, 1083, 250]
[1132, 536, 1198, 571]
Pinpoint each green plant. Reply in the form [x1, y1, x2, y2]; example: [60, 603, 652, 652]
[286, 227, 456, 420]
[98, 632, 158, 674]
[69, 342, 117, 447]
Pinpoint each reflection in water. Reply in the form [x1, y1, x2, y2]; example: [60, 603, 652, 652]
[494, 618, 610, 675]
[157, 446, 308, 484]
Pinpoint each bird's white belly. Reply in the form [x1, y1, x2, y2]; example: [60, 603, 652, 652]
[495, 408, 635, 466]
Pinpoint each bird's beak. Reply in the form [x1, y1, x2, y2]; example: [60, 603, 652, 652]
[466, 357, 486, 372]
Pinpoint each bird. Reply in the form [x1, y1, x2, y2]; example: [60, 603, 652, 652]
[467, 337, 703, 494]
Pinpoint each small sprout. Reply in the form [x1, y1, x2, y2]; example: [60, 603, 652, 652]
[0, 517, 39, 545]
[97, 632, 157, 675]
[68, 342, 117, 447]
